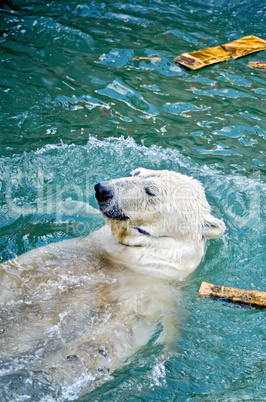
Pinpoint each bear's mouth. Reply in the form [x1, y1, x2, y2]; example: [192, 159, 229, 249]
[134, 227, 151, 236]
[100, 205, 129, 221]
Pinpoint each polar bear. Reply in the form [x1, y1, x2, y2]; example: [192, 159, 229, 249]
[0, 168, 225, 397]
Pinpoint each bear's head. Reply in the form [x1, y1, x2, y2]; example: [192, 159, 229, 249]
[95, 168, 225, 248]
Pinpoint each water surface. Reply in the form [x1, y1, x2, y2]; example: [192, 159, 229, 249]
[0, 0, 265, 400]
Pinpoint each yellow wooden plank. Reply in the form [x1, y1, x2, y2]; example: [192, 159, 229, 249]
[248, 61, 266, 70]
[199, 281, 266, 308]
[174, 35, 266, 70]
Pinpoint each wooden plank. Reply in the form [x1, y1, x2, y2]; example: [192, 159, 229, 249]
[222, 35, 266, 58]
[132, 57, 161, 62]
[174, 46, 231, 70]
[248, 61, 266, 70]
[199, 281, 266, 308]
[174, 35, 266, 70]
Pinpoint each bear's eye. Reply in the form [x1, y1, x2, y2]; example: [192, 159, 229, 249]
[144, 187, 156, 197]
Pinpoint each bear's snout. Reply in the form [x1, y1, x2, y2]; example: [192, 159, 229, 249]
[95, 183, 113, 203]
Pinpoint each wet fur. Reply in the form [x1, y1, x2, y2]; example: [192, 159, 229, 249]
[0, 168, 225, 395]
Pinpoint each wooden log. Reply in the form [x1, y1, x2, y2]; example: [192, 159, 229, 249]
[199, 281, 266, 308]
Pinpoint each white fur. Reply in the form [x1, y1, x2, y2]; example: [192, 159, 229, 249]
[0, 168, 225, 395]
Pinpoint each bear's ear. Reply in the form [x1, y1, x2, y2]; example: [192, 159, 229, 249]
[130, 167, 147, 177]
[201, 215, 225, 239]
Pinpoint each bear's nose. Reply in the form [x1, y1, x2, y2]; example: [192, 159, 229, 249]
[95, 183, 113, 203]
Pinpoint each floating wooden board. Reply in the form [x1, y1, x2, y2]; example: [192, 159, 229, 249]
[199, 281, 266, 308]
[174, 35, 266, 70]
[248, 61, 266, 70]
[132, 57, 161, 62]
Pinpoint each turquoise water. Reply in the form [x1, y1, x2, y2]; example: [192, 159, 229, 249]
[0, 0, 265, 400]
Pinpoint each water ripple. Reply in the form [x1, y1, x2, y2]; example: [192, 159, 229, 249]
[163, 102, 210, 116]
[97, 79, 159, 116]
[190, 87, 255, 99]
